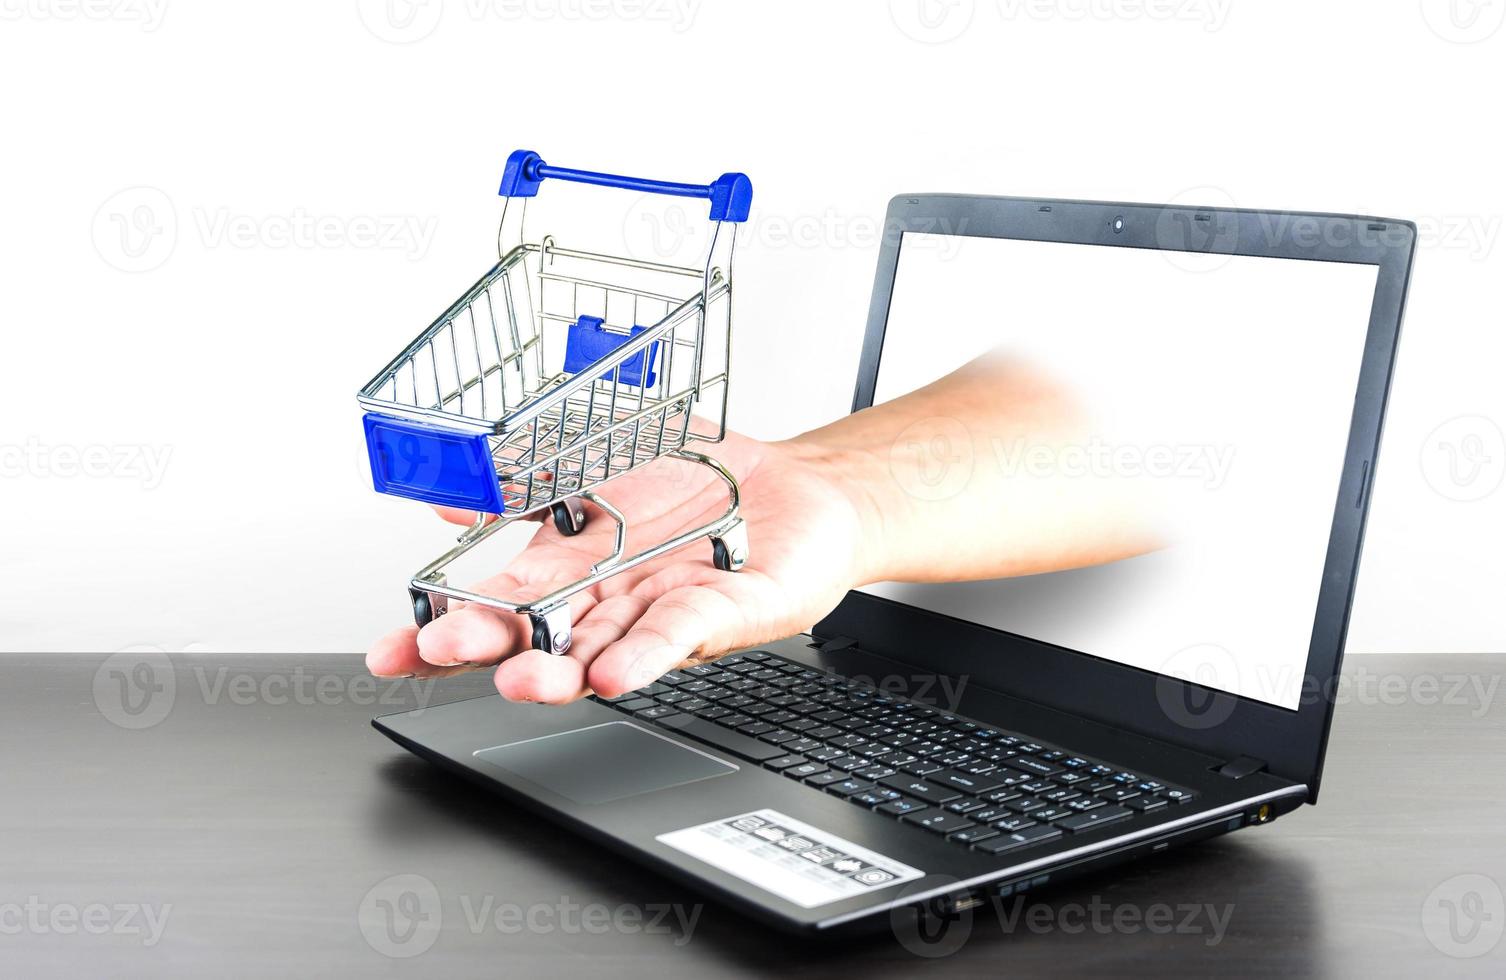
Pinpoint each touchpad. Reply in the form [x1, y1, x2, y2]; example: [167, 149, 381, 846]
[473, 721, 737, 805]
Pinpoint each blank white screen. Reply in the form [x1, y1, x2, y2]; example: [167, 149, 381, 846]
[863, 232, 1379, 709]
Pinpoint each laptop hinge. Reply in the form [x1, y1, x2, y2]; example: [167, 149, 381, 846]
[1216, 755, 1268, 779]
[812, 634, 859, 654]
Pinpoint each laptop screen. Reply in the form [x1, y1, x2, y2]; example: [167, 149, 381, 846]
[862, 231, 1380, 710]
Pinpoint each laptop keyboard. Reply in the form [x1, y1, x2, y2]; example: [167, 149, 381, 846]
[590, 649, 1197, 856]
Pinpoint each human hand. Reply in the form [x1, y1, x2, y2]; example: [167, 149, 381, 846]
[366, 429, 875, 702]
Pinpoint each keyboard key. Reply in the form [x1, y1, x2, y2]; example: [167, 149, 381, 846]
[933, 770, 1006, 795]
[737, 721, 776, 736]
[900, 760, 946, 777]
[901, 811, 977, 835]
[615, 698, 655, 712]
[982, 788, 1023, 805]
[879, 775, 962, 805]
[974, 824, 1062, 853]
[827, 779, 877, 798]
[992, 816, 1039, 833]
[787, 763, 829, 779]
[853, 790, 899, 807]
[1125, 796, 1168, 812]
[945, 799, 987, 815]
[1030, 805, 1075, 822]
[876, 798, 928, 816]
[854, 765, 897, 780]
[804, 770, 847, 787]
[632, 705, 682, 721]
[649, 715, 784, 762]
[1056, 806, 1132, 833]
[763, 754, 807, 771]
[1099, 787, 1141, 803]
[949, 826, 999, 845]
[1161, 788, 1197, 804]
[1066, 797, 1107, 813]
[1040, 787, 1081, 803]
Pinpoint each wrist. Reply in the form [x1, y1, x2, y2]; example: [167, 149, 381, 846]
[776, 429, 902, 588]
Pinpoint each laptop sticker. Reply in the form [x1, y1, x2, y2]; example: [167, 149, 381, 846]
[656, 809, 924, 908]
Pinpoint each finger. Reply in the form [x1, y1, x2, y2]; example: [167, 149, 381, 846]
[419, 581, 606, 669]
[367, 625, 484, 679]
[433, 505, 474, 526]
[587, 584, 746, 698]
[492, 593, 651, 703]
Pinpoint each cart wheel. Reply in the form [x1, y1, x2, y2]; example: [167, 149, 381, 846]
[528, 605, 572, 656]
[710, 518, 749, 572]
[711, 539, 734, 571]
[551, 498, 586, 537]
[412, 592, 433, 627]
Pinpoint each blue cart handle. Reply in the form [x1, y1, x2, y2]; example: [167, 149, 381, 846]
[498, 149, 752, 223]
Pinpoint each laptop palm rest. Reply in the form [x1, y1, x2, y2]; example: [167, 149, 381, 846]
[473, 720, 737, 805]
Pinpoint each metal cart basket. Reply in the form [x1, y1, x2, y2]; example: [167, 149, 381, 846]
[358, 150, 752, 655]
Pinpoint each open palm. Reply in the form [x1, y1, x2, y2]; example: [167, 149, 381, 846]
[366, 430, 869, 703]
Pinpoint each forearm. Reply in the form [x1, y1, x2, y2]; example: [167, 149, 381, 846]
[782, 352, 1163, 586]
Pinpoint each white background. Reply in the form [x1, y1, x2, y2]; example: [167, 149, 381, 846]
[1, 0, 1501, 655]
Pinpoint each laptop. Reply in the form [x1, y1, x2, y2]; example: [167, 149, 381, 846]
[374, 192, 1416, 934]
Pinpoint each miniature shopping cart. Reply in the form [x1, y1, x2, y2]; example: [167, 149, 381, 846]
[357, 150, 752, 655]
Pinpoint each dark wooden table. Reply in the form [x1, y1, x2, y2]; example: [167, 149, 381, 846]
[4, 651, 1503, 977]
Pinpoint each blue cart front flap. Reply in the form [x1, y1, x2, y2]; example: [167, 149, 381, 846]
[363, 413, 505, 514]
